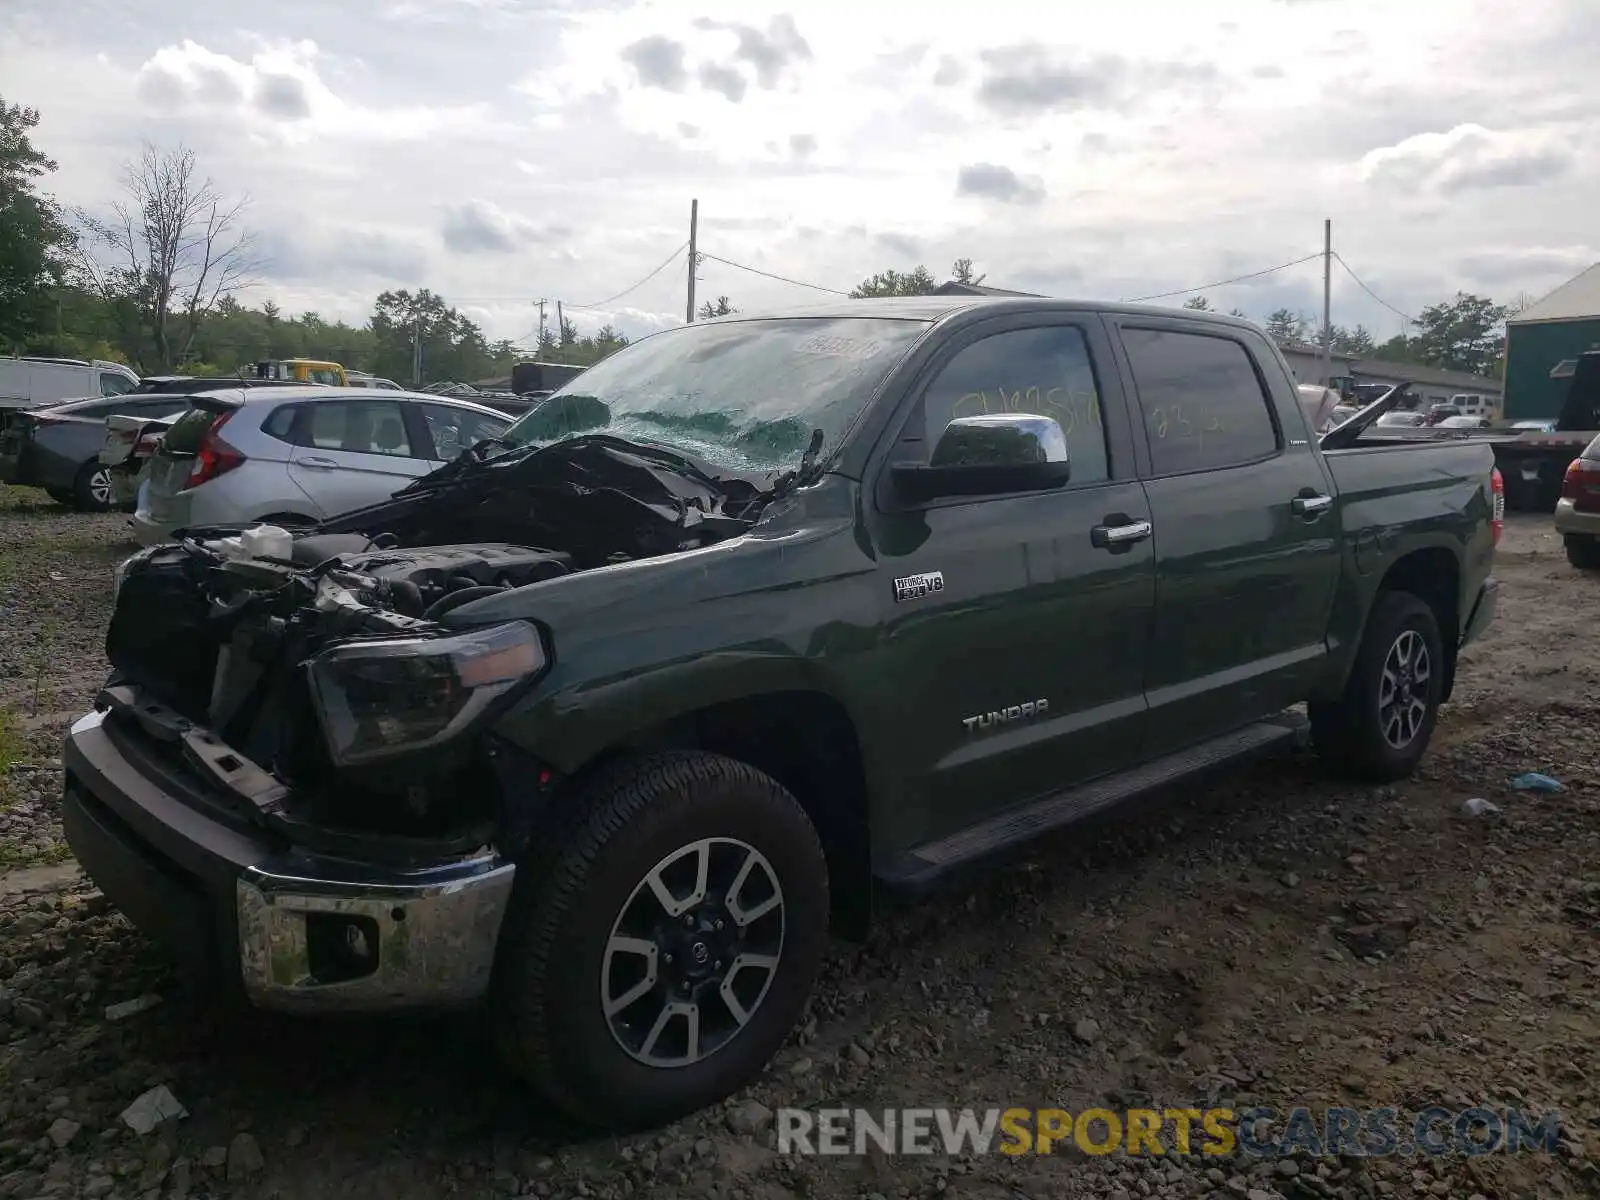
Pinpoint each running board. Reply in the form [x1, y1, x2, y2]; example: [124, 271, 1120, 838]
[876, 712, 1309, 890]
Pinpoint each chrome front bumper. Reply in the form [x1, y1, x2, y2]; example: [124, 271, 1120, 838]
[62, 706, 516, 1013]
[234, 857, 514, 1012]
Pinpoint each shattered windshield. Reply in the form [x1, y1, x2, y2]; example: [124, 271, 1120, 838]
[498, 317, 930, 475]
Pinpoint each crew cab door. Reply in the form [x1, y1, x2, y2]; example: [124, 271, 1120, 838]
[864, 316, 1155, 856]
[284, 398, 437, 517]
[1106, 317, 1343, 756]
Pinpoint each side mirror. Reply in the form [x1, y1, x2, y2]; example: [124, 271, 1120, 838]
[891, 414, 1071, 503]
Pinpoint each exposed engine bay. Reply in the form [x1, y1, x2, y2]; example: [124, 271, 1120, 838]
[102, 435, 784, 861]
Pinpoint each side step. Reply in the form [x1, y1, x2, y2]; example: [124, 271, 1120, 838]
[876, 712, 1309, 890]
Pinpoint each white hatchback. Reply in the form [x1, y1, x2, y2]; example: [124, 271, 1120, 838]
[130, 387, 513, 545]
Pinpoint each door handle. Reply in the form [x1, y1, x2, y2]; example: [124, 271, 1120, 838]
[1091, 518, 1153, 549]
[299, 456, 339, 469]
[1291, 492, 1334, 517]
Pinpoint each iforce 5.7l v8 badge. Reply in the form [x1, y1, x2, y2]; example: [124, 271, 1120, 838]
[893, 571, 945, 602]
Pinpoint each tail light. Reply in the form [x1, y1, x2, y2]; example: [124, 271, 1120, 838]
[1490, 467, 1504, 545]
[182, 410, 246, 490]
[1562, 456, 1600, 513]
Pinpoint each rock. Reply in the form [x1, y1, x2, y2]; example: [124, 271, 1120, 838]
[847, 1043, 871, 1067]
[1072, 1017, 1101, 1044]
[45, 1118, 80, 1149]
[120, 1086, 187, 1136]
[82, 1175, 115, 1199]
[12, 999, 47, 1028]
[788, 1057, 813, 1077]
[728, 1101, 775, 1136]
[200, 1146, 227, 1169]
[285, 1124, 307, 1148]
[103, 994, 161, 1022]
[1280, 872, 1301, 888]
[168, 1158, 192, 1198]
[1276, 1159, 1299, 1178]
[226, 1132, 264, 1181]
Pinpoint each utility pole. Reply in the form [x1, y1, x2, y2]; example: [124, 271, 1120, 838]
[686, 198, 699, 323]
[537, 299, 546, 350]
[1321, 218, 1333, 387]
[412, 314, 423, 387]
[556, 300, 565, 348]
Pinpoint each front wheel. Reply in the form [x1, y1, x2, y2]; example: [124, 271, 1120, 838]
[491, 750, 829, 1130]
[1565, 534, 1600, 571]
[1310, 590, 1444, 783]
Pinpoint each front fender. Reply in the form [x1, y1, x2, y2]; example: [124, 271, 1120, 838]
[493, 651, 852, 775]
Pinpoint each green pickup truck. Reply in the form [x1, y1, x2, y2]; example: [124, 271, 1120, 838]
[64, 298, 1500, 1131]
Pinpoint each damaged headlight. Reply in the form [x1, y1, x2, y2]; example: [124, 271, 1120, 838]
[112, 547, 159, 602]
[307, 621, 546, 767]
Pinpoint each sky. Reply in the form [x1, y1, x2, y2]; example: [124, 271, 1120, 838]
[4, 0, 1597, 348]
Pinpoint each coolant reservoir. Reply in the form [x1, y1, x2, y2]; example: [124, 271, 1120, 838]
[241, 524, 293, 560]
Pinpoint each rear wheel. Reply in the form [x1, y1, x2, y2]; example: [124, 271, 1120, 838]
[491, 750, 829, 1131]
[1565, 534, 1600, 570]
[72, 461, 115, 512]
[1310, 590, 1444, 783]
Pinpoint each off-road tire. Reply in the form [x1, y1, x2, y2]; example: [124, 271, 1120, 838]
[1565, 534, 1600, 571]
[72, 460, 115, 512]
[1310, 590, 1443, 783]
[490, 750, 829, 1131]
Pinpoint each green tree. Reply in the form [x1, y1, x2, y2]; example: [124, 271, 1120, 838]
[1329, 324, 1376, 356]
[1264, 309, 1308, 342]
[849, 264, 938, 298]
[1409, 292, 1509, 377]
[369, 288, 504, 385]
[697, 295, 736, 319]
[951, 257, 976, 284]
[1182, 296, 1211, 310]
[0, 98, 76, 349]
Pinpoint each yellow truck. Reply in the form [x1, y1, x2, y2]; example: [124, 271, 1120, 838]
[244, 359, 349, 386]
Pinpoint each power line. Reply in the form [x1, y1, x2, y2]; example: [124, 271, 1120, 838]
[1122, 253, 1323, 303]
[1332, 252, 1416, 325]
[568, 242, 688, 311]
[698, 252, 852, 297]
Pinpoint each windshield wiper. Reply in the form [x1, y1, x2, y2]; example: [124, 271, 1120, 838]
[772, 428, 825, 497]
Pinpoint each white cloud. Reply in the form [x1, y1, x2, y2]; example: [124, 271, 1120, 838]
[2, 0, 1598, 348]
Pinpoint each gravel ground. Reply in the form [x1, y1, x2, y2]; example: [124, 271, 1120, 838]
[1, 483, 1597, 1200]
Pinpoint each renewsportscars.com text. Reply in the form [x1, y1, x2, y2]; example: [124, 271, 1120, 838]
[776, 1106, 1562, 1158]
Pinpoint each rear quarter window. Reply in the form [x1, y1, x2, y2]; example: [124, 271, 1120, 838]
[262, 404, 301, 444]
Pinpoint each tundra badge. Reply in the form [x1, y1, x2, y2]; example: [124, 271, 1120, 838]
[893, 571, 945, 602]
[962, 700, 1049, 733]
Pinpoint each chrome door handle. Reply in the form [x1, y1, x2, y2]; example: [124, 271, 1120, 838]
[299, 456, 339, 469]
[1291, 493, 1334, 516]
[1091, 519, 1153, 549]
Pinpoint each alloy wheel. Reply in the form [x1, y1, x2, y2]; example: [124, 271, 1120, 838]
[1378, 628, 1430, 750]
[601, 837, 785, 1069]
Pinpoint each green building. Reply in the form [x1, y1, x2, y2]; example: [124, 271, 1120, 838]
[1504, 263, 1600, 420]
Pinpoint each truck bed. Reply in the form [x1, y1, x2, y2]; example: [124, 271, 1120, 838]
[1323, 435, 1496, 527]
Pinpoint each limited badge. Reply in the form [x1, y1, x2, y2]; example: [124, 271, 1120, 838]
[893, 571, 945, 602]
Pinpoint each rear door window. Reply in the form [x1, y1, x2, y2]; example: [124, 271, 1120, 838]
[98, 373, 136, 397]
[303, 400, 415, 458]
[1120, 328, 1281, 475]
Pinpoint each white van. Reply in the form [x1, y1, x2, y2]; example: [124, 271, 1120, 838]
[0, 356, 140, 412]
